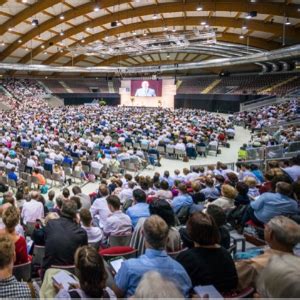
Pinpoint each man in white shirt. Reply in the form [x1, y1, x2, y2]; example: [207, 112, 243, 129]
[21, 191, 44, 224]
[119, 181, 135, 204]
[103, 195, 132, 236]
[90, 184, 111, 228]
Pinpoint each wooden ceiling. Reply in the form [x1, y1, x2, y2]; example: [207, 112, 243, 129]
[0, 0, 300, 71]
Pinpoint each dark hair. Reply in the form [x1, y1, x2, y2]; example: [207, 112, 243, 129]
[160, 180, 169, 191]
[133, 189, 146, 203]
[140, 180, 149, 191]
[187, 212, 220, 245]
[75, 246, 107, 298]
[106, 195, 121, 210]
[206, 205, 227, 227]
[70, 196, 82, 210]
[215, 175, 225, 184]
[61, 199, 77, 219]
[276, 182, 292, 196]
[62, 188, 70, 198]
[79, 208, 92, 226]
[271, 175, 292, 191]
[149, 199, 176, 227]
[236, 182, 249, 196]
[124, 173, 133, 181]
[72, 186, 82, 195]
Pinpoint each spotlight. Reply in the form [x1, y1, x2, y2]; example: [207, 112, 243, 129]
[242, 25, 247, 30]
[59, 15, 65, 20]
[1, 42, 5, 46]
[143, 31, 147, 36]
[152, 14, 158, 19]
[8, 28, 12, 31]
[60, 30, 64, 36]
[196, 5, 203, 11]
[201, 21, 206, 25]
[132, 31, 137, 35]
[94, 6, 100, 12]
[41, 45, 45, 49]
[25, 47, 29, 51]
[239, 35, 245, 39]
[285, 18, 291, 25]
[81, 39, 85, 43]
[172, 27, 176, 32]
[18, 39, 22, 43]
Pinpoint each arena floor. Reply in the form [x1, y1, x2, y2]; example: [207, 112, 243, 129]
[47, 124, 251, 199]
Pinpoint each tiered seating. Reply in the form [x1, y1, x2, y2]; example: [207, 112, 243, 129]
[177, 77, 214, 94]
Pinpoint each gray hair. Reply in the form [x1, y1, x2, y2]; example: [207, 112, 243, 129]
[256, 254, 300, 298]
[267, 216, 300, 247]
[133, 271, 184, 299]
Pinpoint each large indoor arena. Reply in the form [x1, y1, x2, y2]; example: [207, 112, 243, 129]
[0, 0, 300, 299]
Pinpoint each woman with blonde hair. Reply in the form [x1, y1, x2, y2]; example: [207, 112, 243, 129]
[0, 205, 29, 265]
[210, 184, 237, 210]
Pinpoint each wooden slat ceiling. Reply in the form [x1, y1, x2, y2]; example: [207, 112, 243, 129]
[0, 0, 299, 69]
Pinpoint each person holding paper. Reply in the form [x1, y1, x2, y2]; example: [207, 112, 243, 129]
[54, 246, 116, 299]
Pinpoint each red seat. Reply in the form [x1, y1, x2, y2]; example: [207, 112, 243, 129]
[99, 246, 137, 259]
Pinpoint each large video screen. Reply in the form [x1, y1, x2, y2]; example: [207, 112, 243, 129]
[131, 80, 162, 97]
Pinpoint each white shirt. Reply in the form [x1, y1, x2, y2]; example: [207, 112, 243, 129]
[21, 199, 44, 224]
[81, 225, 104, 243]
[103, 210, 132, 236]
[90, 196, 111, 227]
[119, 188, 133, 204]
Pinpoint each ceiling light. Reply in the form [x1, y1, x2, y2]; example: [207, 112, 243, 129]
[45, 76, 48, 79]
[298, 8, 300, 12]
[167, 54, 170, 58]
[41, 45, 45, 49]
[31, 19, 39, 26]
[60, 49, 64, 53]
[22, 0, 27, 3]
[1, 42, 5, 46]
[143, 31, 147, 36]
[172, 27, 176, 32]
[25, 47, 29, 51]
[18, 39, 22, 43]
[59, 15, 65, 20]
[164, 26, 168, 31]
[86, 27, 91, 31]
[44, 51, 48, 55]
[81, 39, 85, 43]
[285, 18, 291, 25]
[60, 30, 64, 36]
[118, 36, 121, 40]
[242, 25, 247, 30]
[132, 31, 137, 35]
[8, 28, 12, 31]
[205, 24, 209, 28]
[196, 5, 203, 11]
[239, 35, 245, 39]
[94, 6, 100, 12]
[152, 14, 158, 19]
[201, 21, 206, 25]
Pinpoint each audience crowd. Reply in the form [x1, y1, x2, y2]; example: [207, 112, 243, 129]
[0, 79, 299, 299]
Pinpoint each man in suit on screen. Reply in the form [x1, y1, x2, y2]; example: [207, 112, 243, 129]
[135, 81, 156, 97]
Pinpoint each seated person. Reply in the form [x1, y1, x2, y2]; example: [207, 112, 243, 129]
[243, 176, 260, 199]
[0, 206, 29, 265]
[200, 178, 220, 201]
[32, 168, 46, 186]
[103, 195, 132, 237]
[153, 181, 173, 202]
[256, 254, 300, 298]
[234, 182, 250, 206]
[177, 212, 238, 293]
[0, 235, 39, 298]
[236, 215, 300, 290]
[79, 209, 104, 244]
[190, 182, 205, 204]
[114, 215, 192, 297]
[171, 183, 193, 214]
[126, 189, 150, 227]
[242, 181, 299, 226]
[54, 245, 116, 298]
[209, 184, 237, 211]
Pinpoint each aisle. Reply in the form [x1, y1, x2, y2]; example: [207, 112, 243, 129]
[141, 126, 251, 176]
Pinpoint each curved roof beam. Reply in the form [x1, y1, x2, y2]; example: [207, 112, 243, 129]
[1, 1, 299, 61]
[18, 16, 291, 66]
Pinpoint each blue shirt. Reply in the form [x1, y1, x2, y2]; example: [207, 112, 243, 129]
[171, 194, 193, 213]
[8, 172, 18, 182]
[115, 249, 192, 297]
[200, 187, 220, 200]
[251, 192, 299, 224]
[126, 203, 150, 227]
